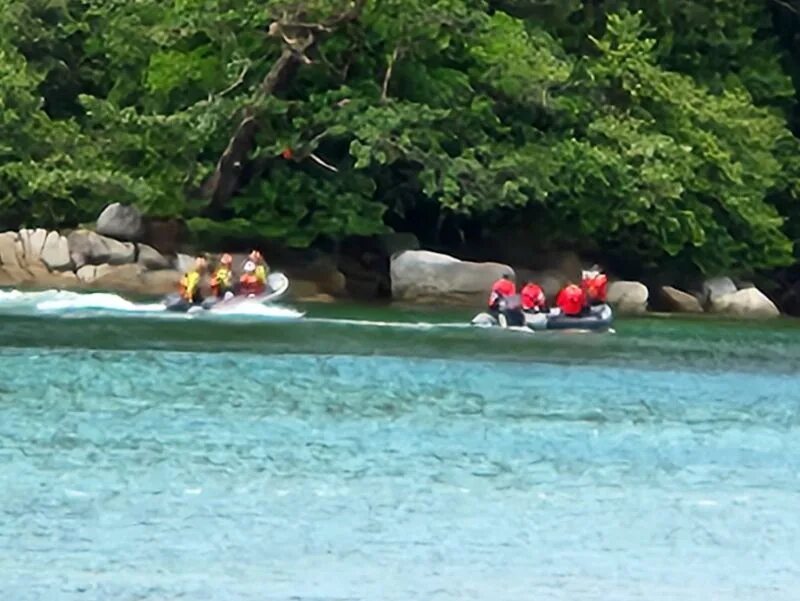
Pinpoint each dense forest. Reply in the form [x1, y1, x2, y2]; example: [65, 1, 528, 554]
[3, 0, 800, 280]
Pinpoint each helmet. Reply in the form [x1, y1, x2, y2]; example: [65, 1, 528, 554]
[194, 256, 208, 270]
[248, 250, 262, 262]
[243, 260, 256, 273]
[220, 253, 233, 266]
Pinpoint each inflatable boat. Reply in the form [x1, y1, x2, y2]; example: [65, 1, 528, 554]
[164, 272, 290, 313]
[472, 303, 614, 332]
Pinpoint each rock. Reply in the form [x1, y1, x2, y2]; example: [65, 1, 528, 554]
[96, 203, 144, 241]
[702, 276, 737, 306]
[92, 264, 144, 292]
[137, 243, 171, 270]
[391, 250, 513, 304]
[375, 232, 420, 257]
[76, 265, 98, 283]
[0, 232, 23, 267]
[659, 286, 704, 314]
[19, 228, 48, 262]
[0, 266, 25, 287]
[174, 253, 196, 274]
[140, 269, 182, 296]
[67, 230, 136, 269]
[710, 287, 780, 319]
[40, 231, 73, 271]
[24, 263, 79, 289]
[607, 281, 649, 315]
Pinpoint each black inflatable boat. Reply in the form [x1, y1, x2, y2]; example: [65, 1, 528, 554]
[472, 303, 614, 332]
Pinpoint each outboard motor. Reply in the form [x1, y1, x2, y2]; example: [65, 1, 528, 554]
[498, 294, 525, 328]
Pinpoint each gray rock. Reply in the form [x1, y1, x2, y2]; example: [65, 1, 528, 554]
[40, 231, 73, 271]
[96, 203, 144, 241]
[659, 286, 704, 314]
[92, 263, 144, 291]
[702, 276, 737, 306]
[0, 232, 23, 267]
[391, 250, 514, 304]
[136, 243, 171, 270]
[67, 230, 135, 269]
[710, 287, 780, 319]
[174, 253, 196, 274]
[607, 281, 649, 315]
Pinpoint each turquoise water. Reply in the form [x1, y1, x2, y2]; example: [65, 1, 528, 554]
[1, 298, 799, 600]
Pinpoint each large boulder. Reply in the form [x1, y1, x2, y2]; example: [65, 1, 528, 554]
[710, 287, 780, 319]
[19, 228, 48, 263]
[40, 231, 73, 271]
[702, 276, 737, 306]
[608, 281, 649, 315]
[0, 231, 23, 268]
[24, 263, 79, 289]
[391, 250, 513, 304]
[91, 264, 145, 292]
[140, 269, 182, 296]
[96, 203, 143, 241]
[67, 230, 135, 269]
[659, 286, 704, 314]
[174, 253, 196, 274]
[136, 243, 171, 270]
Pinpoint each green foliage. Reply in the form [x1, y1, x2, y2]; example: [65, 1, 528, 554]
[0, 0, 799, 274]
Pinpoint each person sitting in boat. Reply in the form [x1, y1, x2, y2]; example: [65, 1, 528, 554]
[521, 281, 546, 313]
[178, 256, 208, 304]
[210, 253, 235, 300]
[556, 282, 588, 317]
[488, 273, 516, 314]
[244, 250, 269, 285]
[581, 265, 608, 306]
[239, 260, 266, 296]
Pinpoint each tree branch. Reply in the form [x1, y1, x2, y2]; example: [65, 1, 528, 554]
[381, 46, 401, 103]
[200, 0, 368, 210]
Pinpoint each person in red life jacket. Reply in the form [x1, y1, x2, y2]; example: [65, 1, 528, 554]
[488, 273, 516, 313]
[521, 281, 546, 313]
[556, 282, 588, 316]
[581, 265, 608, 306]
[239, 259, 266, 296]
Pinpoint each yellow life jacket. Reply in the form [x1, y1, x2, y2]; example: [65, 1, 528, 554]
[254, 264, 268, 284]
[179, 271, 200, 301]
[212, 267, 232, 290]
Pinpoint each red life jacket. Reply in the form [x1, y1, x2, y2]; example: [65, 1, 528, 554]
[582, 274, 608, 304]
[521, 284, 545, 311]
[239, 273, 265, 296]
[556, 284, 586, 316]
[488, 278, 516, 307]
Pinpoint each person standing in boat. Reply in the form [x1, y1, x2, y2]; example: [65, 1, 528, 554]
[488, 273, 516, 315]
[521, 280, 547, 313]
[178, 256, 208, 305]
[556, 281, 588, 316]
[210, 253, 235, 300]
[581, 265, 608, 306]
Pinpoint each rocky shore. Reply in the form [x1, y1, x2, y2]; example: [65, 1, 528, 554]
[0, 203, 787, 319]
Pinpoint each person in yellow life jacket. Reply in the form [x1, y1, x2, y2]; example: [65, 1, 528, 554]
[210, 253, 235, 299]
[178, 256, 208, 304]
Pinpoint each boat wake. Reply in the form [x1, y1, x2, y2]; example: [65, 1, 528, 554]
[0, 289, 304, 321]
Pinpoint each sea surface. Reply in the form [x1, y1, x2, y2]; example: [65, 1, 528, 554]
[0, 291, 798, 600]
